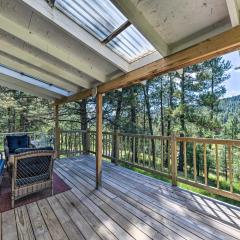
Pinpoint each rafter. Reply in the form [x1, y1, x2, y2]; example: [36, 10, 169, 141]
[0, 52, 79, 93]
[0, 36, 92, 89]
[0, 65, 66, 97]
[0, 75, 60, 100]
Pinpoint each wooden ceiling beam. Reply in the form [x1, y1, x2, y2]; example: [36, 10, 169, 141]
[55, 25, 240, 105]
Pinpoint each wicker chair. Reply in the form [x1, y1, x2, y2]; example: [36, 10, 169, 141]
[10, 149, 54, 208]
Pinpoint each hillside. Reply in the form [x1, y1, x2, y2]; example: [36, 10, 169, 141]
[219, 95, 240, 113]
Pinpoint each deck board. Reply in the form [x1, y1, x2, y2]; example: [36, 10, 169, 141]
[15, 206, 35, 240]
[1, 155, 240, 240]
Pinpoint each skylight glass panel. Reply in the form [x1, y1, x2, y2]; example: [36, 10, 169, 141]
[55, 0, 127, 41]
[0, 65, 71, 96]
[107, 25, 156, 62]
[54, 0, 156, 62]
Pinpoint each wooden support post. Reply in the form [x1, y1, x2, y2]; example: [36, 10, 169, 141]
[171, 134, 177, 186]
[96, 93, 103, 189]
[54, 103, 60, 158]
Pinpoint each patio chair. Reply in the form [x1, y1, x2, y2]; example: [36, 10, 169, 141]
[10, 149, 54, 208]
[4, 135, 34, 164]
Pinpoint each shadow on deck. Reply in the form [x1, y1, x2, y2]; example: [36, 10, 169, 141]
[1, 155, 240, 240]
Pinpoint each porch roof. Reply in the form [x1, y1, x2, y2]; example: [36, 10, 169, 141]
[0, 0, 240, 101]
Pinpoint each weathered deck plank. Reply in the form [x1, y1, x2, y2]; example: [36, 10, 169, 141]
[1, 155, 240, 240]
[2, 209, 18, 240]
[37, 199, 68, 240]
[27, 202, 52, 240]
[15, 206, 34, 240]
[47, 195, 85, 240]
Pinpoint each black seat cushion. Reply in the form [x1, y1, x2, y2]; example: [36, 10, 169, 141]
[6, 135, 29, 154]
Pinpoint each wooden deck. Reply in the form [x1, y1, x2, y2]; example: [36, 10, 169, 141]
[1, 155, 240, 240]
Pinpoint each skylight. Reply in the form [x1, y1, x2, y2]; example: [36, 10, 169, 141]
[0, 65, 71, 96]
[54, 0, 156, 63]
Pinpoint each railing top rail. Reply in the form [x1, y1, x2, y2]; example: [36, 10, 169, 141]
[60, 130, 87, 133]
[119, 132, 171, 139]
[176, 136, 240, 145]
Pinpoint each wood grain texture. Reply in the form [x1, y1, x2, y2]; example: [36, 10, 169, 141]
[15, 206, 34, 240]
[47, 195, 85, 240]
[37, 199, 68, 240]
[2, 210, 18, 240]
[27, 202, 52, 240]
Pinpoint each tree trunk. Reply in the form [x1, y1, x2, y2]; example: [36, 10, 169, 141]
[112, 92, 122, 162]
[143, 85, 156, 169]
[178, 70, 185, 171]
[165, 74, 174, 167]
[7, 107, 11, 133]
[210, 65, 214, 121]
[19, 112, 26, 132]
[79, 99, 88, 153]
[130, 88, 138, 162]
[160, 77, 164, 136]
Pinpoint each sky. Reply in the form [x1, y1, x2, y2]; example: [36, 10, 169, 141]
[222, 51, 240, 98]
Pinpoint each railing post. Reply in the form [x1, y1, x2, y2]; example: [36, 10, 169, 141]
[171, 134, 177, 186]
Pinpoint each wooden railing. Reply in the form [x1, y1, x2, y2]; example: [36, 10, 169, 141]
[59, 129, 240, 201]
[175, 137, 240, 201]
